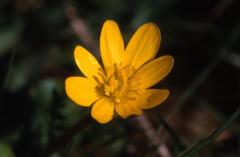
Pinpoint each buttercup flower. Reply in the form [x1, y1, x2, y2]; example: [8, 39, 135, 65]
[65, 20, 174, 124]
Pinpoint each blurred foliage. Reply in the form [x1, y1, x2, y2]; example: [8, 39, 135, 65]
[0, 142, 15, 157]
[0, 0, 240, 157]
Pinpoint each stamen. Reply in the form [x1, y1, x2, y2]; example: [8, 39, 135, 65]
[114, 98, 120, 103]
[95, 64, 141, 103]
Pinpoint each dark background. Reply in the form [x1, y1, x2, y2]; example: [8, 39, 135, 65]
[0, 0, 240, 157]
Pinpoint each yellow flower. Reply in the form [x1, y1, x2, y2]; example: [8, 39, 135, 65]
[65, 20, 174, 124]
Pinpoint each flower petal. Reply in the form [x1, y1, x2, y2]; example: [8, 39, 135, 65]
[91, 98, 114, 124]
[139, 89, 169, 109]
[65, 77, 99, 107]
[74, 46, 103, 79]
[115, 100, 142, 119]
[123, 23, 161, 69]
[133, 55, 174, 89]
[100, 20, 124, 69]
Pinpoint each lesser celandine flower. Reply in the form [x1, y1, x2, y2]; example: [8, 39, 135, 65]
[65, 20, 174, 124]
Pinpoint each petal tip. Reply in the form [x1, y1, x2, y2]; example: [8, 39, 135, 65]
[144, 22, 161, 34]
[165, 55, 174, 70]
[65, 77, 98, 107]
[65, 77, 73, 89]
[141, 89, 170, 109]
[74, 45, 84, 56]
[91, 98, 114, 124]
[162, 89, 170, 100]
[65, 77, 73, 99]
[74, 45, 83, 56]
[103, 19, 118, 26]
[93, 117, 113, 124]
[73, 46, 81, 61]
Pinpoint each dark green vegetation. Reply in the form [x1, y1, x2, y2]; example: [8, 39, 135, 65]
[0, 0, 240, 157]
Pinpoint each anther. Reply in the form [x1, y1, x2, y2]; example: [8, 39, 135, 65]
[115, 98, 120, 103]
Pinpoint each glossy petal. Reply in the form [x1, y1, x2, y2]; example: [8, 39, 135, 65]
[123, 23, 161, 69]
[74, 46, 103, 79]
[65, 77, 98, 107]
[115, 100, 142, 118]
[100, 20, 124, 69]
[133, 55, 174, 89]
[138, 89, 169, 109]
[91, 98, 114, 124]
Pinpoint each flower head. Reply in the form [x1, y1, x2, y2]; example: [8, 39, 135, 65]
[65, 20, 174, 124]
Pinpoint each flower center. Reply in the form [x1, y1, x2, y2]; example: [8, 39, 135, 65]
[94, 64, 142, 103]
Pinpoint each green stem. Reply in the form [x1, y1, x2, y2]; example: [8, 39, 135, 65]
[3, 49, 16, 89]
[178, 105, 240, 157]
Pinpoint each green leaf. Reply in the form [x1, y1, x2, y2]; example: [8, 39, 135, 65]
[0, 142, 15, 157]
[0, 19, 23, 56]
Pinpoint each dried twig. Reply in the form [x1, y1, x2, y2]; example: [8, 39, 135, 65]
[225, 52, 240, 70]
[210, 0, 236, 20]
[135, 115, 172, 157]
[63, 2, 98, 53]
